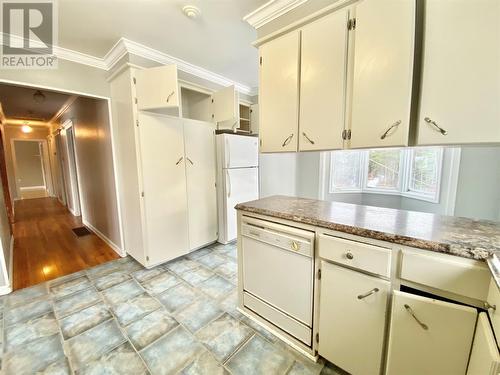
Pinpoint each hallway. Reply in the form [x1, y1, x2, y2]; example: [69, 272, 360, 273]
[12, 197, 120, 290]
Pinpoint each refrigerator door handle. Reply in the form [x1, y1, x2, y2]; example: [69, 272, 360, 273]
[226, 170, 231, 198]
[225, 137, 230, 168]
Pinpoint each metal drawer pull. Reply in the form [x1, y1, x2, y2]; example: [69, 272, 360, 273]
[424, 117, 448, 135]
[404, 304, 429, 330]
[380, 120, 401, 140]
[282, 134, 294, 147]
[186, 157, 194, 165]
[485, 302, 497, 311]
[302, 132, 315, 144]
[345, 251, 354, 260]
[166, 91, 175, 103]
[175, 156, 183, 165]
[357, 288, 379, 300]
[291, 241, 300, 251]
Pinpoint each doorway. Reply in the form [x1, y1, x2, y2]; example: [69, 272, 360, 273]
[12, 139, 50, 200]
[58, 120, 81, 217]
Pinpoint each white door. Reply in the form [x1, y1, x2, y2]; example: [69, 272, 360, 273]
[135, 65, 179, 111]
[259, 31, 300, 153]
[416, 0, 500, 145]
[220, 134, 259, 168]
[223, 167, 259, 243]
[318, 262, 389, 375]
[299, 9, 348, 151]
[138, 113, 188, 266]
[213, 85, 239, 128]
[386, 291, 477, 375]
[183, 119, 217, 250]
[349, 0, 415, 148]
[250, 104, 259, 134]
[467, 312, 500, 375]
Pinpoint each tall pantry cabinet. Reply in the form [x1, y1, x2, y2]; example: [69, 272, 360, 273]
[110, 66, 217, 268]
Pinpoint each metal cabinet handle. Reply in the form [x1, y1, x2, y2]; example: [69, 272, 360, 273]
[302, 132, 315, 145]
[186, 157, 194, 165]
[282, 133, 294, 147]
[291, 241, 300, 251]
[404, 304, 429, 330]
[166, 91, 175, 103]
[175, 156, 183, 165]
[345, 251, 354, 260]
[380, 120, 402, 140]
[485, 302, 497, 311]
[357, 288, 380, 300]
[424, 117, 447, 135]
[226, 170, 231, 198]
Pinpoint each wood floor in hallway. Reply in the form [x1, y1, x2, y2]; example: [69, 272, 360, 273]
[12, 197, 120, 290]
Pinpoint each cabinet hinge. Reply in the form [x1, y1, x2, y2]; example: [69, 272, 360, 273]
[348, 18, 356, 31]
[141, 191, 144, 197]
[133, 77, 136, 84]
[315, 333, 319, 343]
[134, 98, 138, 104]
[318, 269, 321, 280]
[259, 56, 262, 66]
[146, 256, 149, 261]
[259, 139, 262, 147]
[136, 120, 139, 127]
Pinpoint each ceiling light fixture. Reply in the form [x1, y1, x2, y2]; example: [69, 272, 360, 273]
[22, 122, 33, 133]
[33, 90, 46, 104]
[182, 5, 201, 20]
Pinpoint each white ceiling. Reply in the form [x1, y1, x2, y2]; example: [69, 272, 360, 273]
[58, 0, 267, 88]
[0, 84, 71, 123]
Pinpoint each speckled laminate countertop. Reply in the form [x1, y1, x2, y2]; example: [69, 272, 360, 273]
[236, 196, 500, 286]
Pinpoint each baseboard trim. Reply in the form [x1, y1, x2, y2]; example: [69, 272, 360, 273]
[82, 219, 125, 257]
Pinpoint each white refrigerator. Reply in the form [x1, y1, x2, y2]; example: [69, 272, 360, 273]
[216, 133, 259, 244]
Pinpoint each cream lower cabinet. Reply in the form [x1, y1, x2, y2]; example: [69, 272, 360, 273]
[467, 312, 500, 375]
[385, 291, 477, 375]
[318, 262, 390, 375]
[416, 0, 500, 145]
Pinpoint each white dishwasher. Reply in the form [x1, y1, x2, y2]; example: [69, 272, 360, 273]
[240, 216, 315, 346]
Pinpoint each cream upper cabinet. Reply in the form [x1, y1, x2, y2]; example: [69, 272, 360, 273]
[349, 0, 416, 149]
[417, 0, 500, 145]
[299, 10, 349, 151]
[213, 85, 240, 129]
[318, 262, 390, 375]
[386, 291, 477, 375]
[467, 312, 500, 375]
[135, 65, 179, 112]
[259, 31, 300, 153]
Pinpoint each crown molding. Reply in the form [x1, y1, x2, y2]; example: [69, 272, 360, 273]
[243, 0, 309, 29]
[0, 33, 256, 96]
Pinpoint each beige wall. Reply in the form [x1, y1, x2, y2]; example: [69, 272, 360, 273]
[12, 141, 45, 187]
[0, 59, 110, 98]
[2, 125, 50, 200]
[59, 96, 122, 249]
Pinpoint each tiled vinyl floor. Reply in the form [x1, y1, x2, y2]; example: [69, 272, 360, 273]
[0, 243, 346, 375]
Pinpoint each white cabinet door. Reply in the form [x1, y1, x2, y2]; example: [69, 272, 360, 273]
[299, 9, 348, 151]
[138, 113, 188, 266]
[259, 31, 300, 153]
[487, 277, 500, 347]
[183, 119, 218, 250]
[136, 65, 179, 111]
[213, 85, 239, 128]
[467, 312, 500, 375]
[349, 0, 415, 148]
[386, 291, 477, 375]
[318, 262, 390, 375]
[417, 0, 500, 145]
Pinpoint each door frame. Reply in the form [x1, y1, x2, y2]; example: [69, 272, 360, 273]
[10, 138, 51, 199]
[59, 119, 82, 217]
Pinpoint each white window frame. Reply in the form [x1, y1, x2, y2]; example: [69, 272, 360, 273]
[329, 147, 444, 203]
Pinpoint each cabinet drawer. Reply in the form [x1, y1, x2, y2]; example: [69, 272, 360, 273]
[400, 250, 491, 301]
[318, 233, 391, 277]
[487, 277, 500, 348]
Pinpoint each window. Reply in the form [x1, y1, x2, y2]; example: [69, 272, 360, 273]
[329, 147, 444, 202]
